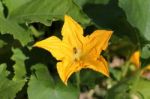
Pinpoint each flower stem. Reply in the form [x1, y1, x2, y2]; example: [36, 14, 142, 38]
[122, 61, 130, 78]
[76, 72, 80, 91]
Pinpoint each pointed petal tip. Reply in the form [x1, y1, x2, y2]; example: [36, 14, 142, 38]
[61, 78, 68, 86]
[108, 30, 113, 33]
[105, 72, 110, 78]
[92, 30, 113, 40]
[96, 30, 113, 34]
[64, 15, 71, 20]
[106, 30, 113, 36]
[33, 42, 40, 47]
[64, 15, 75, 24]
[33, 39, 44, 48]
[64, 15, 69, 18]
[100, 67, 110, 78]
[109, 30, 113, 36]
[33, 41, 45, 48]
[64, 81, 68, 86]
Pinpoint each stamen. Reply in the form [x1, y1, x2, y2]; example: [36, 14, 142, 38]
[73, 47, 80, 61]
[73, 47, 77, 54]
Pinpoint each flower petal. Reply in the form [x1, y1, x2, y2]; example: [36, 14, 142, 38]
[146, 65, 150, 70]
[57, 60, 81, 85]
[62, 15, 85, 48]
[84, 30, 112, 58]
[130, 51, 140, 68]
[84, 56, 109, 77]
[34, 36, 71, 60]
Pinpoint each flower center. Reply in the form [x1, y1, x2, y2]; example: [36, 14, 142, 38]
[73, 47, 81, 61]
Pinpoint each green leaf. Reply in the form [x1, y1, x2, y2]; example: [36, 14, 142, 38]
[0, 39, 7, 48]
[119, 0, 150, 41]
[28, 64, 79, 99]
[0, 17, 33, 46]
[75, 0, 139, 50]
[3, 0, 31, 14]
[133, 78, 150, 99]
[0, 1, 4, 17]
[74, 0, 109, 7]
[119, 0, 150, 60]
[110, 68, 122, 81]
[0, 49, 27, 99]
[8, 0, 91, 26]
[141, 44, 150, 59]
[11, 48, 27, 81]
[119, 0, 150, 64]
[0, 63, 9, 77]
[80, 69, 104, 88]
[0, 75, 25, 99]
[105, 78, 131, 99]
[105, 71, 150, 99]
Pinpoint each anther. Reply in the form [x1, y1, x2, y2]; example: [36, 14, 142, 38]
[73, 47, 77, 54]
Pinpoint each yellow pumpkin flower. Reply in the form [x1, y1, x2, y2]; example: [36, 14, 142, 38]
[130, 51, 141, 68]
[34, 15, 112, 85]
[146, 65, 150, 70]
[142, 65, 150, 79]
[130, 51, 150, 79]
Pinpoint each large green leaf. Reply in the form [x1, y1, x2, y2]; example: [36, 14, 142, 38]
[28, 64, 79, 99]
[0, 49, 27, 99]
[80, 69, 104, 88]
[74, 0, 138, 59]
[133, 78, 150, 99]
[105, 71, 150, 99]
[119, 0, 150, 60]
[141, 44, 150, 59]
[8, 0, 91, 26]
[3, 0, 31, 14]
[119, 0, 150, 41]
[105, 78, 131, 99]
[0, 17, 33, 46]
[0, 63, 9, 77]
[74, 0, 109, 7]
[0, 1, 4, 17]
[0, 39, 7, 48]
[11, 48, 27, 81]
[0, 75, 25, 99]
